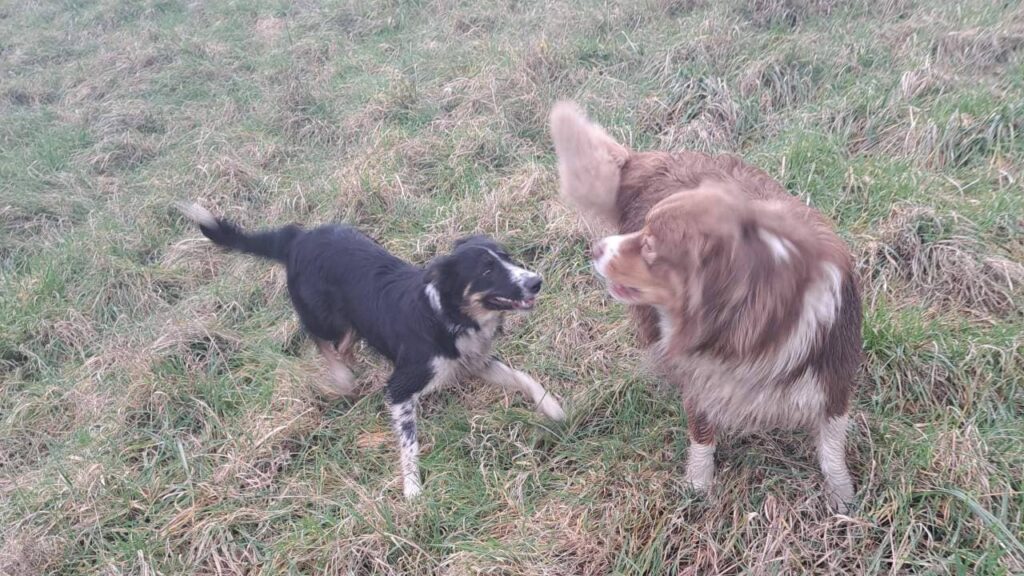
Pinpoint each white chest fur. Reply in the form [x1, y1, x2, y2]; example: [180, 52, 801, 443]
[423, 313, 502, 397]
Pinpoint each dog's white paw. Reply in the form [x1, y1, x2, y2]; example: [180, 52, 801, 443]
[825, 480, 854, 514]
[403, 477, 422, 499]
[683, 443, 715, 492]
[538, 395, 566, 422]
[683, 466, 714, 492]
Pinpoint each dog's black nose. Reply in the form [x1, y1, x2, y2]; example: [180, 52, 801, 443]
[524, 275, 543, 294]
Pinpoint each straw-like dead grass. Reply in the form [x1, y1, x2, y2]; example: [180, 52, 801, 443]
[863, 205, 1024, 319]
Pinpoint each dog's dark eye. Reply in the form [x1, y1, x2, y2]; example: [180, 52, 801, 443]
[482, 258, 495, 275]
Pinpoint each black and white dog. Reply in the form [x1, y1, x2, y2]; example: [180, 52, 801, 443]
[178, 203, 565, 498]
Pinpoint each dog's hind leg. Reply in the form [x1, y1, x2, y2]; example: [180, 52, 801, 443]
[335, 330, 357, 365]
[477, 360, 565, 421]
[314, 336, 357, 398]
[817, 414, 854, 513]
[683, 399, 716, 492]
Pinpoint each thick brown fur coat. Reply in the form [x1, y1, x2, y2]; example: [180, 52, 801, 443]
[550, 101, 862, 511]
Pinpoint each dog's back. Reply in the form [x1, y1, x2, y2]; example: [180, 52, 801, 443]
[286, 225, 436, 359]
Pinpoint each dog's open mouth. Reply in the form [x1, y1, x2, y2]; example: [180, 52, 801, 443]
[607, 282, 642, 302]
[487, 296, 536, 311]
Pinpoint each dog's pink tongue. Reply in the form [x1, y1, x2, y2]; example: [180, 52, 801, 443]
[609, 283, 631, 300]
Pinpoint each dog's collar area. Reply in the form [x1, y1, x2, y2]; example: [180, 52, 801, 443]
[424, 282, 478, 334]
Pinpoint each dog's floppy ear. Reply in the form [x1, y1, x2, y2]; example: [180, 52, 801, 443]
[425, 254, 452, 285]
[452, 234, 493, 250]
[677, 214, 805, 359]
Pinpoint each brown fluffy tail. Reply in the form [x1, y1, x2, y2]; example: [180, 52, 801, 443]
[549, 101, 630, 227]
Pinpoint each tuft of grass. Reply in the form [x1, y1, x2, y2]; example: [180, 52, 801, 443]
[863, 204, 1024, 319]
[2, 0, 1022, 574]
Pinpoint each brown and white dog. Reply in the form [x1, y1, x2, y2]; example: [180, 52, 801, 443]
[550, 101, 862, 511]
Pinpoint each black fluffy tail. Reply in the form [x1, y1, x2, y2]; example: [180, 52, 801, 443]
[176, 202, 300, 263]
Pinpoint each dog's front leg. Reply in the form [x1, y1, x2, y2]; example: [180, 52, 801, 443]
[817, 413, 854, 513]
[388, 398, 421, 499]
[478, 359, 565, 421]
[683, 398, 716, 492]
[387, 365, 435, 499]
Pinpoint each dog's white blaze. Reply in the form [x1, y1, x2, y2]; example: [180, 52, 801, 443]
[758, 228, 794, 263]
[478, 361, 565, 421]
[176, 201, 218, 228]
[389, 401, 421, 499]
[484, 248, 540, 290]
[684, 442, 715, 491]
[769, 262, 843, 376]
[593, 234, 625, 278]
[424, 283, 443, 314]
[818, 414, 854, 512]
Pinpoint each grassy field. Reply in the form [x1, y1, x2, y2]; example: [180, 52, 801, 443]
[1, 0, 1022, 573]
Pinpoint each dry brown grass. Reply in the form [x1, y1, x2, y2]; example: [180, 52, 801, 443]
[933, 26, 1024, 70]
[635, 77, 741, 151]
[862, 205, 1024, 319]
